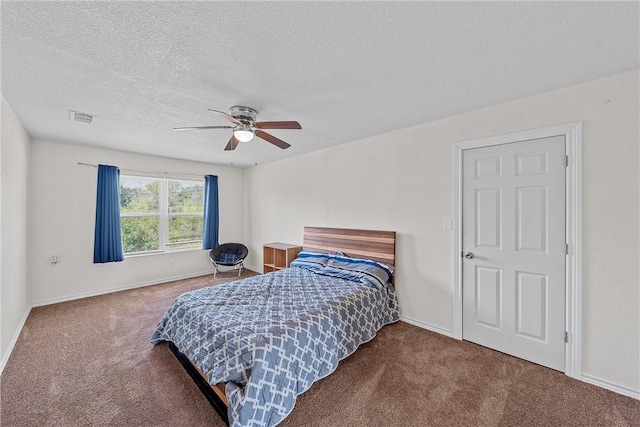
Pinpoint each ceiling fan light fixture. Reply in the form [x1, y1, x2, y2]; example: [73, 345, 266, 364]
[234, 125, 254, 142]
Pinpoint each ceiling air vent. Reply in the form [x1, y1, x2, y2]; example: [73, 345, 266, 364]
[69, 110, 94, 124]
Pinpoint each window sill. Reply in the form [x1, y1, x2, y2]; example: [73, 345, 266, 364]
[125, 247, 205, 258]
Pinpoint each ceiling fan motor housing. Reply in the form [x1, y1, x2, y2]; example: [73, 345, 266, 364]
[229, 106, 257, 124]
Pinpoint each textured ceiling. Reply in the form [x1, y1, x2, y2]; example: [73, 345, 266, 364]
[2, 2, 638, 167]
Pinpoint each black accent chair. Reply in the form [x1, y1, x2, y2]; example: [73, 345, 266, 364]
[209, 243, 249, 278]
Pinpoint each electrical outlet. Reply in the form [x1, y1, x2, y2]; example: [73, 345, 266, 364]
[49, 255, 60, 264]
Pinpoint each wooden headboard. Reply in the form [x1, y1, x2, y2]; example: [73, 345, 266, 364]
[303, 226, 396, 266]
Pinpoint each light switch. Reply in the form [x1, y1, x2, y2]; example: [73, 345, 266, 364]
[443, 218, 453, 231]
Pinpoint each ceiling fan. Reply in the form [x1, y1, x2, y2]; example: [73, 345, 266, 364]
[173, 106, 301, 151]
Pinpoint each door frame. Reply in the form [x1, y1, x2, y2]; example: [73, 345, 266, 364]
[452, 122, 582, 379]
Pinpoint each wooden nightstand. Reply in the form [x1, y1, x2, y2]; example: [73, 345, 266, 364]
[263, 243, 302, 273]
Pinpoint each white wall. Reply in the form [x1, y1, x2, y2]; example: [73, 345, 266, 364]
[1, 96, 31, 367]
[29, 140, 245, 304]
[244, 70, 640, 392]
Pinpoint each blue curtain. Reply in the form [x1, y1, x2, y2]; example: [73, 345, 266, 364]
[93, 164, 124, 263]
[203, 175, 220, 250]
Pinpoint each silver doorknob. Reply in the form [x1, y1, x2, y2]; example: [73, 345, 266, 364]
[464, 252, 474, 259]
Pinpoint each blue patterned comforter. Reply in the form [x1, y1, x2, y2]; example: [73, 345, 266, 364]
[151, 266, 399, 426]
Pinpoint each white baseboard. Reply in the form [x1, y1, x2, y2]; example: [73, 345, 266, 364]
[31, 270, 212, 307]
[245, 263, 262, 274]
[0, 305, 32, 375]
[400, 315, 454, 338]
[581, 374, 640, 400]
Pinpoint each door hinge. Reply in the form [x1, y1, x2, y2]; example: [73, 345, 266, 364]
[563, 155, 569, 167]
[564, 331, 569, 343]
[565, 243, 569, 255]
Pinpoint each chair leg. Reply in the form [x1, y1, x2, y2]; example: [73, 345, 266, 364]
[238, 261, 245, 278]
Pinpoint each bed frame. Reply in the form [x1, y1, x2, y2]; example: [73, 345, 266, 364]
[168, 226, 396, 425]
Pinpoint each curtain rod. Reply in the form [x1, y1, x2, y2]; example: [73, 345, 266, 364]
[77, 162, 207, 179]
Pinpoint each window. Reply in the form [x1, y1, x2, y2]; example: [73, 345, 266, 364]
[120, 175, 204, 254]
[168, 179, 205, 249]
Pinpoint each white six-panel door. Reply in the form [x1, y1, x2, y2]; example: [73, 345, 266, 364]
[462, 135, 566, 371]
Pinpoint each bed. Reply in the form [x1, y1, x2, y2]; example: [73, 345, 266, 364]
[151, 227, 399, 426]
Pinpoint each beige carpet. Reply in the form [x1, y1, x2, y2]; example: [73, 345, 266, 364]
[1, 272, 638, 426]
